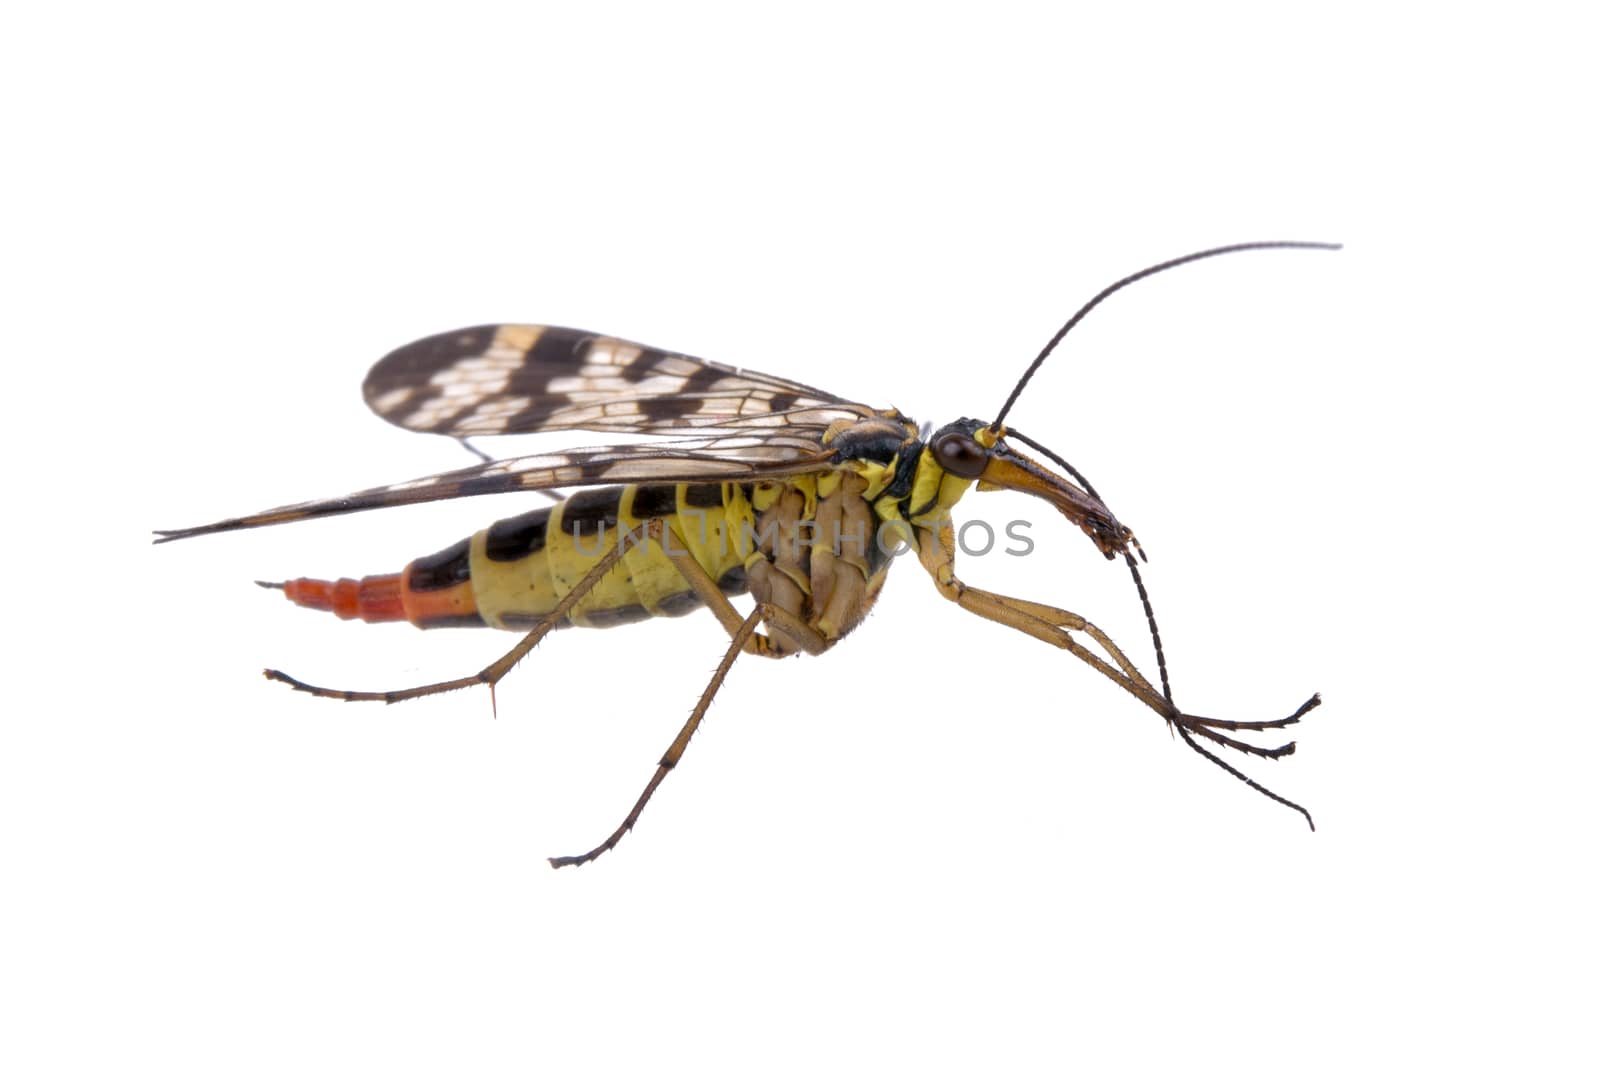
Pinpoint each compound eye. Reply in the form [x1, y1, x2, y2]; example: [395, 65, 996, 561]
[931, 431, 989, 479]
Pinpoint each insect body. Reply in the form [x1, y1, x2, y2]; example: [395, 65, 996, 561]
[157, 242, 1335, 867]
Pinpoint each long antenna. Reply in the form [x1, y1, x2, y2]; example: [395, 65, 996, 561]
[989, 240, 1341, 430]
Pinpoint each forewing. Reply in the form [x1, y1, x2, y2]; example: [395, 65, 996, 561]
[362, 324, 876, 439]
[153, 435, 832, 543]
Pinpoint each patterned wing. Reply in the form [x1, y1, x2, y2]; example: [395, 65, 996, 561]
[154, 324, 894, 543]
[153, 434, 835, 543]
[362, 324, 877, 440]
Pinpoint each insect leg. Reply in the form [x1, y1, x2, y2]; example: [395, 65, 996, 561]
[548, 601, 825, 869]
[656, 524, 790, 659]
[950, 585, 1311, 757]
[913, 525, 1315, 759]
[914, 522, 1318, 825]
[265, 519, 667, 706]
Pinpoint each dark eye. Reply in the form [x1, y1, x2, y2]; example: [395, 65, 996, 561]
[931, 431, 989, 478]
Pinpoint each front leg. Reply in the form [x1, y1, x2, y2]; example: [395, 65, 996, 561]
[913, 525, 1319, 827]
[913, 525, 1175, 718]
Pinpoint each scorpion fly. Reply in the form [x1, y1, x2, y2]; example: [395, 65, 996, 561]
[156, 241, 1337, 867]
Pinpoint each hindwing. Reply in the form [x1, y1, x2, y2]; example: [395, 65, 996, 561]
[156, 324, 895, 542]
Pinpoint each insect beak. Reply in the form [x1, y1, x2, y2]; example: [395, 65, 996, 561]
[976, 446, 1135, 560]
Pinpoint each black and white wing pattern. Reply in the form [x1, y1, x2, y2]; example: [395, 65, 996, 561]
[363, 325, 875, 439]
[155, 325, 885, 543]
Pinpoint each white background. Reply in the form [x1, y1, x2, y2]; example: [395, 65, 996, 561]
[5, 3, 1595, 1064]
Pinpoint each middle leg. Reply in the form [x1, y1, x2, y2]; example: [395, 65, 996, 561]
[548, 601, 825, 868]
